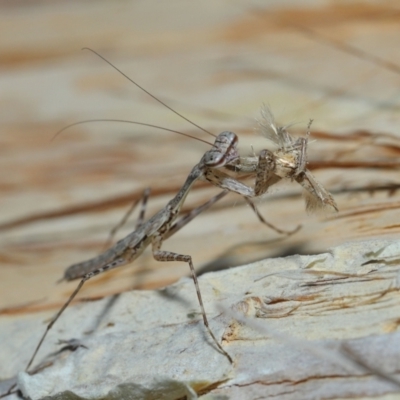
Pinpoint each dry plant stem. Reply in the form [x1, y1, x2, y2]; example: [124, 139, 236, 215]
[0, 390, 18, 399]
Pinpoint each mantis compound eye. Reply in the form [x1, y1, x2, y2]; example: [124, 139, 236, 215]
[205, 131, 240, 167]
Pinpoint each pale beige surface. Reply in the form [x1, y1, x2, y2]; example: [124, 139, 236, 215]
[1, 239, 399, 399]
[0, 2, 400, 394]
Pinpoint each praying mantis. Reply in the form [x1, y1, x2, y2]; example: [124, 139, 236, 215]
[23, 104, 337, 375]
[1, 50, 338, 399]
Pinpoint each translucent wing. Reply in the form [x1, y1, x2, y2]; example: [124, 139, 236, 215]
[297, 170, 338, 213]
[258, 105, 295, 150]
[258, 105, 338, 214]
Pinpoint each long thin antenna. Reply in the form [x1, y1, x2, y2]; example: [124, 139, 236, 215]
[52, 119, 214, 146]
[82, 48, 216, 138]
[296, 25, 400, 77]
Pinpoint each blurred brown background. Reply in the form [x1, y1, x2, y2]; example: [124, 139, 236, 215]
[1, 0, 400, 318]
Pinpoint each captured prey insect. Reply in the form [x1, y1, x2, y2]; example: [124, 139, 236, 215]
[205, 106, 338, 213]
